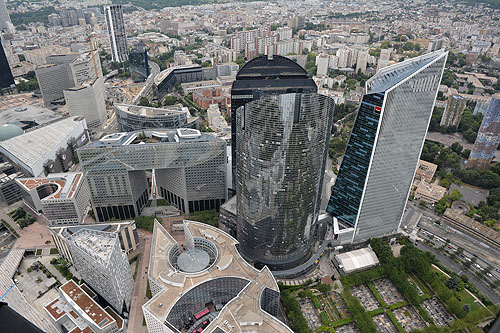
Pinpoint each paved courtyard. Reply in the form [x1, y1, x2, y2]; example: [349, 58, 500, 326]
[373, 278, 405, 305]
[393, 305, 426, 332]
[351, 284, 380, 311]
[422, 297, 454, 326]
[372, 313, 398, 333]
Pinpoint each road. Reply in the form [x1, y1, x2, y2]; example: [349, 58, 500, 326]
[127, 232, 152, 333]
[417, 242, 500, 305]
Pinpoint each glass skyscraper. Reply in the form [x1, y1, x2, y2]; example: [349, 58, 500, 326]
[236, 93, 334, 270]
[327, 50, 447, 243]
[467, 94, 500, 170]
[230, 55, 317, 192]
[0, 40, 14, 89]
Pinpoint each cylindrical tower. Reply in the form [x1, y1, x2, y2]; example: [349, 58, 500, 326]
[236, 93, 334, 270]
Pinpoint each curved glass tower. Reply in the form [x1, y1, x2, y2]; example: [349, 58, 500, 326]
[231, 55, 317, 192]
[236, 93, 334, 270]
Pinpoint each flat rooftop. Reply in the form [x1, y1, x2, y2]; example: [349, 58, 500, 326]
[68, 229, 117, 265]
[57, 280, 118, 330]
[0, 117, 85, 175]
[87, 128, 220, 148]
[335, 248, 379, 273]
[154, 64, 202, 86]
[0, 105, 60, 127]
[16, 173, 83, 200]
[144, 220, 292, 333]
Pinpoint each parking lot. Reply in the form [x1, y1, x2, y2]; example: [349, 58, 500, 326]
[335, 323, 361, 333]
[373, 278, 405, 305]
[299, 297, 322, 330]
[351, 284, 380, 311]
[422, 297, 454, 326]
[372, 313, 398, 333]
[393, 305, 426, 332]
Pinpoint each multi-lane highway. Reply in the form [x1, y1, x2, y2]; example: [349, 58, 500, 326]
[401, 202, 500, 304]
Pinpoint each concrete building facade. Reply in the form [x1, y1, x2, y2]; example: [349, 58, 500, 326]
[440, 95, 466, 128]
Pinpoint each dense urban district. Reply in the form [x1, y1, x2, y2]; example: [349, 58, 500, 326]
[1, 0, 500, 332]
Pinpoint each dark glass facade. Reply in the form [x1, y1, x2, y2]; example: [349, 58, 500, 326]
[0, 41, 14, 89]
[326, 92, 384, 226]
[129, 42, 150, 81]
[236, 93, 334, 270]
[230, 55, 317, 192]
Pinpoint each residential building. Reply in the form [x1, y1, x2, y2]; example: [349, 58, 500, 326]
[0, 40, 14, 89]
[467, 94, 500, 169]
[49, 220, 139, 266]
[0, 117, 89, 177]
[68, 229, 134, 314]
[236, 93, 334, 270]
[428, 39, 444, 52]
[193, 87, 230, 110]
[78, 129, 226, 221]
[24, 46, 71, 66]
[287, 15, 305, 29]
[44, 280, 124, 332]
[327, 50, 447, 244]
[316, 53, 329, 76]
[114, 103, 198, 132]
[473, 99, 490, 115]
[105, 5, 128, 62]
[16, 173, 90, 226]
[377, 48, 392, 72]
[356, 51, 369, 74]
[230, 55, 317, 192]
[207, 104, 230, 133]
[143, 220, 292, 333]
[64, 77, 106, 129]
[440, 95, 466, 127]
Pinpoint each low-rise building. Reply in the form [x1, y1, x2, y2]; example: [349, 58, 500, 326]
[335, 248, 380, 274]
[413, 181, 446, 204]
[16, 173, 90, 226]
[44, 280, 124, 333]
[414, 160, 438, 183]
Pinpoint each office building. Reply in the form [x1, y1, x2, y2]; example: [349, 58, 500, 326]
[440, 95, 466, 127]
[78, 129, 226, 221]
[0, 0, 13, 33]
[36, 52, 102, 107]
[50, 220, 139, 266]
[129, 41, 150, 81]
[105, 5, 128, 62]
[68, 229, 134, 314]
[64, 78, 106, 128]
[327, 50, 447, 243]
[45, 280, 124, 332]
[16, 173, 90, 226]
[467, 94, 500, 169]
[154, 64, 204, 100]
[114, 103, 198, 132]
[0, 161, 23, 206]
[0, 105, 60, 130]
[0, 117, 88, 177]
[0, 40, 14, 89]
[230, 55, 317, 192]
[236, 93, 334, 270]
[143, 220, 292, 333]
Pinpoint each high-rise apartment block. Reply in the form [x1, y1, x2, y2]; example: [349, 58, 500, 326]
[440, 94, 466, 127]
[0, 40, 14, 89]
[428, 39, 444, 52]
[327, 50, 447, 243]
[105, 5, 128, 62]
[316, 53, 329, 76]
[377, 48, 392, 72]
[356, 51, 369, 74]
[230, 56, 317, 192]
[236, 93, 334, 270]
[467, 95, 500, 169]
[16, 173, 90, 226]
[68, 229, 134, 314]
[78, 129, 227, 221]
